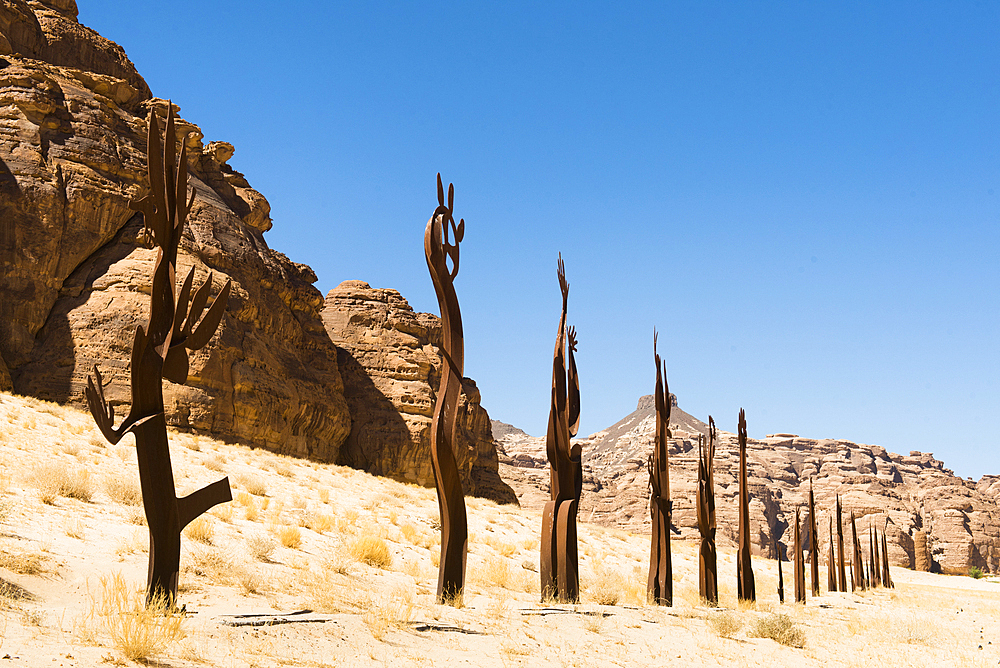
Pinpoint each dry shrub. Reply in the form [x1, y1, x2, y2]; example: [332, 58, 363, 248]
[203, 455, 225, 472]
[273, 461, 293, 478]
[399, 523, 418, 544]
[126, 507, 147, 526]
[486, 535, 517, 558]
[246, 533, 276, 562]
[236, 474, 267, 497]
[709, 610, 743, 638]
[183, 517, 214, 545]
[586, 565, 628, 606]
[97, 573, 184, 661]
[64, 519, 86, 539]
[304, 512, 335, 533]
[0, 550, 47, 575]
[277, 525, 302, 549]
[351, 536, 392, 569]
[184, 545, 230, 582]
[304, 561, 360, 613]
[318, 488, 330, 504]
[748, 612, 805, 648]
[212, 505, 233, 523]
[30, 461, 93, 503]
[105, 475, 142, 506]
[232, 563, 263, 595]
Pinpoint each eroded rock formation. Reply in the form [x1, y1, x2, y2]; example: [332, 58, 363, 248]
[1, 1, 353, 458]
[498, 396, 1000, 575]
[322, 281, 516, 504]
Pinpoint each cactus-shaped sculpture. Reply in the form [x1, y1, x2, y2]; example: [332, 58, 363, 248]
[86, 104, 232, 604]
[647, 331, 672, 605]
[827, 516, 837, 592]
[808, 480, 820, 596]
[851, 512, 866, 591]
[869, 523, 880, 587]
[881, 523, 893, 588]
[697, 417, 718, 605]
[836, 495, 847, 591]
[424, 174, 469, 603]
[540, 254, 582, 603]
[736, 408, 756, 602]
[794, 507, 806, 603]
[775, 535, 784, 604]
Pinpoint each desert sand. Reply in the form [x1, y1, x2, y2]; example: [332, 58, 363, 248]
[0, 391, 997, 667]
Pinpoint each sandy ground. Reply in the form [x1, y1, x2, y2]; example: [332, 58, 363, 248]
[1, 390, 999, 667]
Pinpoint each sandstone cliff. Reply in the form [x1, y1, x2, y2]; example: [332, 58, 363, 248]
[498, 396, 1000, 575]
[322, 281, 516, 504]
[0, 0, 351, 458]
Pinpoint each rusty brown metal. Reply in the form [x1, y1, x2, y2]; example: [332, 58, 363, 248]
[827, 516, 837, 592]
[424, 173, 469, 604]
[647, 331, 672, 605]
[775, 535, 784, 604]
[882, 522, 893, 588]
[540, 255, 582, 603]
[851, 512, 866, 591]
[86, 104, 232, 605]
[794, 507, 806, 603]
[836, 494, 847, 592]
[736, 408, 756, 602]
[809, 480, 820, 596]
[697, 417, 718, 606]
[870, 522, 881, 588]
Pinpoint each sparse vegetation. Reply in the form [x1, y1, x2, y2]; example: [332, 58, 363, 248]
[97, 573, 185, 661]
[104, 475, 142, 506]
[351, 535, 392, 569]
[969, 566, 984, 579]
[183, 517, 214, 545]
[748, 612, 806, 648]
[29, 461, 93, 503]
[246, 533, 276, 562]
[709, 610, 743, 638]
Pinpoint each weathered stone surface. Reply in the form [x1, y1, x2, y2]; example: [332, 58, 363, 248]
[498, 395, 1000, 575]
[1, 3, 351, 460]
[322, 281, 516, 504]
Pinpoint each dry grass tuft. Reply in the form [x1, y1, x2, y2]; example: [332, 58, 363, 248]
[362, 584, 415, 641]
[183, 517, 214, 545]
[351, 536, 392, 569]
[246, 533, 276, 562]
[96, 573, 185, 661]
[276, 524, 302, 549]
[709, 610, 743, 638]
[748, 612, 806, 648]
[236, 473, 267, 496]
[104, 475, 142, 506]
[0, 550, 48, 575]
[477, 555, 514, 589]
[30, 461, 93, 503]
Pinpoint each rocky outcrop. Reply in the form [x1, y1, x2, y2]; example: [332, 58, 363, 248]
[498, 396, 1000, 575]
[322, 280, 516, 504]
[0, 4, 351, 459]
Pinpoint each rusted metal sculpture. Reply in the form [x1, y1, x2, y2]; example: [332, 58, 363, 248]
[540, 254, 582, 603]
[851, 512, 866, 591]
[697, 417, 718, 606]
[424, 173, 469, 603]
[647, 331, 672, 605]
[775, 535, 784, 604]
[836, 495, 847, 592]
[869, 523, 880, 587]
[808, 480, 820, 596]
[827, 516, 837, 592]
[881, 522, 893, 588]
[736, 408, 756, 602]
[86, 104, 232, 604]
[794, 508, 806, 603]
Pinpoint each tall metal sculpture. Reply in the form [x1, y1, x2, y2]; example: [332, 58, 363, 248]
[881, 522, 894, 588]
[808, 480, 820, 596]
[697, 417, 718, 605]
[851, 512, 866, 591]
[869, 523, 881, 587]
[836, 495, 847, 592]
[647, 332, 672, 605]
[827, 516, 837, 592]
[775, 535, 784, 604]
[424, 174, 469, 603]
[86, 105, 232, 604]
[736, 408, 756, 602]
[540, 254, 582, 603]
[794, 508, 806, 603]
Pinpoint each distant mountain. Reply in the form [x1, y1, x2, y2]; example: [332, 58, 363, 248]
[498, 395, 1000, 575]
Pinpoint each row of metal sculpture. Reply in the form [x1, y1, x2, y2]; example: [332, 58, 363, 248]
[91, 104, 894, 607]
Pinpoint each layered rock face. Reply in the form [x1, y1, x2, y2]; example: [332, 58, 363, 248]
[1, 1, 351, 459]
[498, 396, 1000, 575]
[322, 281, 516, 504]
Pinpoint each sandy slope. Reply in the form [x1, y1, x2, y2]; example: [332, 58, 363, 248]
[1, 391, 999, 667]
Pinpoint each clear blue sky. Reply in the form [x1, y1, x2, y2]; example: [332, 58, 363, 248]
[79, 2, 998, 478]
